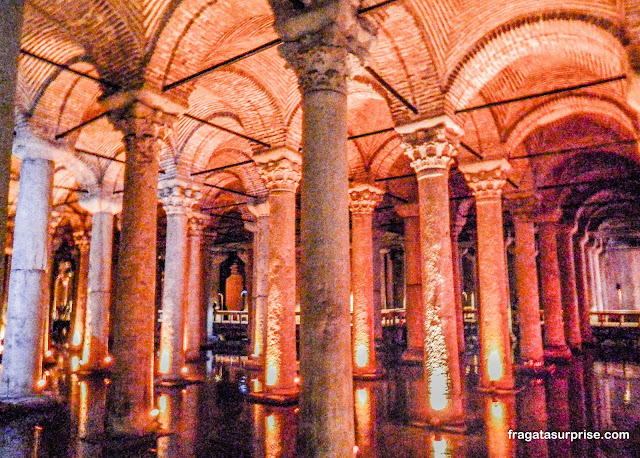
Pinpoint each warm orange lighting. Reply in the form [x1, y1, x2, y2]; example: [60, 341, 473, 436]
[150, 409, 160, 417]
[488, 349, 504, 381]
[159, 349, 171, 374]
[294, 376, 300, 384]
[356, 388, 368, 405]
[432, 437, 448, 457]
[266, 413, 276, 431]
[181, 389, 187, 394]
[71, 356, 80, 371]
[45, 350, 53, 358]
[353, 445, 360, 455]
[103, 355, 113, 364]
[490, 400, 504, 421]
[355, 344, 369, 368]
[36, 379, 47, 389]
[294, 407, 300, 414]
[181, 366, 189, 375]
[158, 394, 168, 414]
[266, 364, 278, 386]
[103, 378, 111, 385]
[72, 330, 82, 347]
[429, 367, 449, 411]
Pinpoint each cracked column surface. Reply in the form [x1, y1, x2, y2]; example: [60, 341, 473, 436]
[400, 118, 464, 425]
[460, 159, 515, 392]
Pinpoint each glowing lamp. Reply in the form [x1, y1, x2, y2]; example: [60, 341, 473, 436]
[159, 350, 171, 374]
[353, 445, 360, 455]
[72, 330, 82, 347]
[265, 365, 278, 386]
[71, 356, 80, 371]
[490, 400, 504, 421]
[36, 379, 47, 389]
[158, 394, 168, 414]
[266, 414, 276, 431]
[356, 388, 368, 405]
[45, 350, 53, 358]
[181, 366, 189, 375]
[432, 437, 448, 457]
[487, 349, 504, 381]
[294, 376, 300, 384]
[150, 409, 160, 417]
[103, 378, 111, 385]
[103, 355, 113, 364]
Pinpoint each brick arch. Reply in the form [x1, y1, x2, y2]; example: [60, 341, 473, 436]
[367, 135, 404, 180]
[447, 18, 626, 111]
[505, 95, 637, 154]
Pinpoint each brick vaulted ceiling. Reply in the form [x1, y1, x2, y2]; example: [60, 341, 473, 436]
[12, 0, 640, 234]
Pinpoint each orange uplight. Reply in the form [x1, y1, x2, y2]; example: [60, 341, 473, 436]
[488, 349, 504, 381]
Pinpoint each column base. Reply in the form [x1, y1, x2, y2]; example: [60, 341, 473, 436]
[354, 367, 386, 380]
[0, 394, 61, 419]
[401, 347, 424, 366]
[569, 343, 583, 354]
[408, 419, 467, 434]
[544, 345, 572, 361]
[244, 357, 264, 371]
[476, 384, 520, 395]
[247, 389, 299, 406]
[514, 362, 554, 377]
[155, 375, 202, 388]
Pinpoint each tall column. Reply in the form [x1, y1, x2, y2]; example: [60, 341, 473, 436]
[77, 193, 121, 370]
[274, 2, 374, 453]
[246, 201, 270, 364]
[576, 234, 595, 343]
[254, 148, 301, 399]
[70, 231, 90, 349]
[399, 118, 464, 424]
[459, 159, 514, 392]
[507, 194, 544, 366]
[451, 217, 467, 356]
[593, 238, 607, 310]
[536, 211, 571, 359]
[157, 180, 199, 381]
[106, 95, 179, 435]
[184, 213, 207, 362]
[396, 203, 423, 363]
[0, 131, 55, 399]
[556, 223, 582, 351]
[348, 183, 384, 379]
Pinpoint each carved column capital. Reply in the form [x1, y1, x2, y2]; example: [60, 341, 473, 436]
[458, 159, 512, 200]
[158, 180, 202, 215]
[78, 192, 123, 215]
[398, 117, 463, 177]
[255, 148, 302, 193]
[348, 184, 384, 214]
[188, 212, 209, 237]
[73, 231, 91, 254]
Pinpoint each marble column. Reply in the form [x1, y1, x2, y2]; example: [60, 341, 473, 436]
[158, 180, 199, 381]
[106, 96, 178, 435]
[459, 159, 514, 392]
[576, 234, 595, 342]
[349, 184, 384, 379]
[184, 213, 207, 362]
[246, 201, 270, 364]
[556, 223, 582, 351]
[536, 211, 571, 359]
[508, 194, 544, 366]
[399, 118, 464, 424]
[275, 4, 374, 453]
[451, 218, 467, 356]
[254, 148, 301, 399]
[0, 132, 55, 399]
[77, 193, 121, 370]
[395, 203, 423, 363]
[70, 231, 90, 349]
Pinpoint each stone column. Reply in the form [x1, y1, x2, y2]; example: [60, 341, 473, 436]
[348, 184, 384, 379]
[246, 201, 270, 364]
[536, 211, 571, 359]
[399, 118, 464, 424]
[0, 131, 55, 399]
[184, 213, 207, 362]
[459, 159, 514, 392]
[70, 231, 90, 349]
[593, 238, 607, 310]
[274, 3, 374, 453]
[106, 96, 179, 435]
[507, 194, 544, 366]
[254, 148, 301, 399]
[157, 180, 199, 381]
[77, 193, 121, 370]
[451, 217, 467, 356]
[556, 223, 582, 351]
[395, 203, 423, 363]
[576, 234, 595, 343]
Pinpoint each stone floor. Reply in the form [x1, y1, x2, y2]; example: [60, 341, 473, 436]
[1, 346, 639, 457]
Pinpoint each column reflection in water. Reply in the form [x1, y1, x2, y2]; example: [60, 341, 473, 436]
[546, 366, 571, 456]
[568, 357, 589, 456]
[516, 380, 548, 458]
[252, 404, 296, 458]
[483, 394, 516, 458]
[354, 382, 378, 456]
[156, 386, 199, 458]
[0, 422, 39, 457]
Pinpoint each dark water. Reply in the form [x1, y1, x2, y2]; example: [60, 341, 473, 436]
[1, 350, 638, 457]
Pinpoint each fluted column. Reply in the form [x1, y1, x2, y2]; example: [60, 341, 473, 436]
[348, 184, 384, 378]
[106, 96, 179, 435]
[507, 194, 544, 366]
[273, 2, 374, 453]
[77, 193, 121, 370]
[399, 118, 464, 424]
[459, 159, 514, 392]
[0, 130, 56, 399]
[254, 148, 301, 399]
[536, 210, 571, 359]
[246, 201, 270, 364]
[70, 231, 90, 349]
[184, 213, 207, 362]
[557, 223, 582, 351]
[395, 203, 423, 363]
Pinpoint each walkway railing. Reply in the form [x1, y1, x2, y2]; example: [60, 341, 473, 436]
[380, 308, 406, 326]
[590, 311, 640, 328]
[213, 308, 407, 327]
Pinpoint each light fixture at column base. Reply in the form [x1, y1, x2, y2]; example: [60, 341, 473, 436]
[408, 419, 467, 434]
[476, 385, 521, 395]
[353, 368, 386, 380]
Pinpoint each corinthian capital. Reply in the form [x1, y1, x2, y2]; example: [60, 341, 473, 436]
[458, 159, 512, 200]
[255, 147, 302, 193]
[397, 117, 463, 177]
[158, 179, 201, 215]
[348, 183, 384, 214]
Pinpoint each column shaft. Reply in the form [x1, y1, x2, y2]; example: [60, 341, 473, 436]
[71, 234, 90, 348]
[556, 225, 582, 350]
[246, 204, 269, 362]
[184, 217, 205, 362]
[0, 157, 53, 398]
[576, 237, 594, 342]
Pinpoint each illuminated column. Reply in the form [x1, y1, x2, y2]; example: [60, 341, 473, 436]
[592, 238, 606, 310]
[354, 382, 378, 454]
[0, 130, 55, 399]
[77, 193, 121, 370]
[556, 223, 582, 351]
[274, 3, 374, 452]
[395, 203, 423, 363]
[106, 95, 179, 435]
[158, 180, 199, 381]
[576, 235, 595, 342]
[184, 213, 207, 362]
[399, 118, 464, 424]
[349, 184, 384, 378]
[536, 211, 571, 359]
[483, 394, 516, 458]
[451, 218, 467, 355]
[459, 159, 514, 392]
[507, 194, 544, 366]
[246, 201, 270, 364]
[70, 231, 90, 350]
[254, 148, 301, 399]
